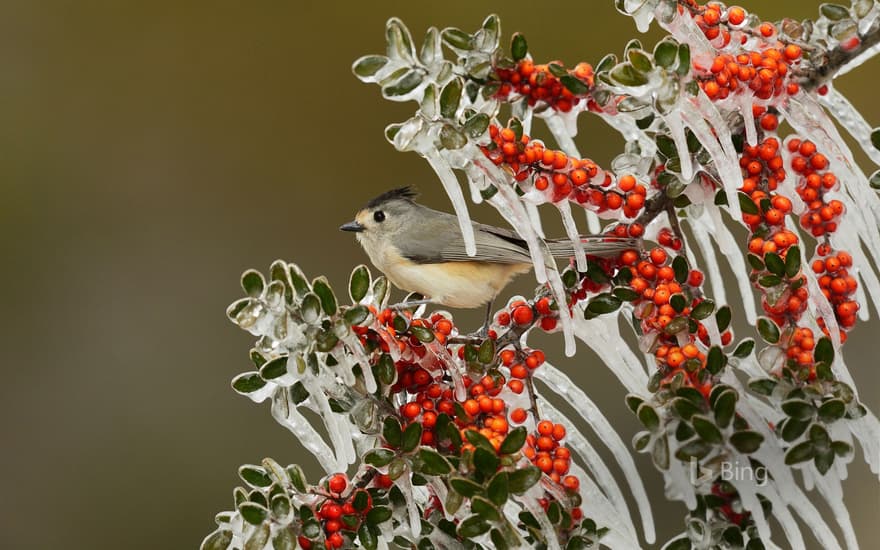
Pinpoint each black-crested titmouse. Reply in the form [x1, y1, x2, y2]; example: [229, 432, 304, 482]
[340, 187, 635, 310]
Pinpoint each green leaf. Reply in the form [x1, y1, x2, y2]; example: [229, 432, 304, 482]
[672, 397, 700, 420]
[758, 274, 783, 288]
[820, 3, 851, 20]
[705, 346, 726, 375]
[511, 33, 528, 61]
[440, 78, 462, 119]
[231, 372, 267, 395]
[610, 63, 649, 86]
[366, 505, 393, 524]
[665, 536, 692, 550]
[584, 293, 622, 319]
[343, 305, 369, 326]
[244, 523, 270, 550]
[870, 169, 880, 190]
[419, 448, 453, 475]
[676, 43, 691, 76]
[202, 530, 233, 550]
[638, 403, 661, 432]
[692, 414, 723, 443]
[613, 287, 640, 301]
[349, 265, 370, 302]
[383, 70, 423, 96]
[715, 305, 731, 332]
[364, 449, 395, 467]
[652, 435, 670, 469]
[487, 472, 509, 506]
[832, 440, 853, 457]
[439, 124, 467, 150]
[713, 389, 738, 428]
[239, 502, 269, 525]
[471, 496, 501, 521]
[477, 338, 495, 364]
[654, 40, 678, 68]
[473, 447, 500, 476]
[499, 427, 527, 455]
[781, 417, 810, 442]
[383, 417, 403, 447]
[241, 269, 265, 297]
[872, 128, 880, 151]
[463, 113, 490, 139]
[785, 440, 816, 464]
[401, 421, 423, 452]
[286, 464, 307, 492]
[358, 523, 378, 550]
[738, 192, 759, 215]
[450, 476, 484, 498]
[457, 515, 491, 538]
[670, 293, 687, 313]
[764, 252, 785, 276]
[508, 465, 542, 494]
[782, 399, 815, 421]
[748, 377, 777, 396]
[672, 255, 689, 283]
[311, 277, 337, 315]
[627, 48, 653, 72]
[239, 465, 272, 488]
[408, 324, 435, 344]
[625, 394, 644, 414]
[547, 63, 567, 77]
[756, 317, 780, 344]
[465, 429, 494, 451]
[675, 439, 711, 460]
[560, 74, 590, 95]
[733, 339, 755, 358]
[259, 356, 287, 380]
[818, 399, 846, 423]
[814, 337, 834, 365]
[785, 246, 801, 277]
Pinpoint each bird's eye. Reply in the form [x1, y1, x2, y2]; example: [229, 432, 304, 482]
[373, 211, 385, 222]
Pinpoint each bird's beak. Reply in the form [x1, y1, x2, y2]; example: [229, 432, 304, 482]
[339, 220, 365, 233]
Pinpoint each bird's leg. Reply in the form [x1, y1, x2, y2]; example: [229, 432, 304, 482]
[476, 299, 494, 338]
[387, 297, 433, 315]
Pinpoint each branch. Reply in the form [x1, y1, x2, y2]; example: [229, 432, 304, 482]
[794, 19, 880, 89]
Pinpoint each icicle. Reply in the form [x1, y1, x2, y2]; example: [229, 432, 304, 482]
[425, 151, 476, 256]
[704, 203, 758, 323]
[271, 389, 337, 474]
[664, 452, 698, 510]
[396, 468, 422, 538]
[679, 108, 743, 221]
[526, 202, 546, 238]
[339, 332, 376, 391]
[571, 313, 648, 393]
[811, 469, 858, 550]
[725, 458, 771, 541]
[301, 375, 352, 471]
[791, 224, 842, 349]
[663, 113, 694, 180]
[687, 220, 728, 307]
[821, 88, 880, 166]
[518, 491, 562, 550]
[694, 92, 739, 161]
[557, 200, 588, 271]
[739, 95, 758, 146]
[534, 399, 640, 545]
[536, 364, 655, 543]
[584, 208, 601, 233]
[427, 341, 467, 402]
[544, 114, 580, 154]
[755, 483, 806, 550]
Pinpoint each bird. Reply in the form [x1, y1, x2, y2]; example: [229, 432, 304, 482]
[339, 187, 636, 325]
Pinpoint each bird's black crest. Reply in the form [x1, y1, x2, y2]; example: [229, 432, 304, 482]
[365, 186, 418, 209]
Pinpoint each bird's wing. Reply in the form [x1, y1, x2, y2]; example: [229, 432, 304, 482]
[396, 210, 533, 265]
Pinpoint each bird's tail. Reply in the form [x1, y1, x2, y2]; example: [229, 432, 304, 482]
[545, 236, 640, 259]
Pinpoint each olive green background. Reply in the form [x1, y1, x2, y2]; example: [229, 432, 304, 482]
[2, 1, 877, 548]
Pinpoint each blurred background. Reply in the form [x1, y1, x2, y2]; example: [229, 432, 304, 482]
[1, 1, 877, 548]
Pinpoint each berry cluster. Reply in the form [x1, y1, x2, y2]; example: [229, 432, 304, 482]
[685, 3, 803, 101]
[812, 250, 859, 332]
[522, 420, 580, 489]
[494, 60, 595, 113]
[298, 474, 373, 549]
[787, 138, 844, 238]
[481, 124, 648, 217]
[496, 297, 560, 333]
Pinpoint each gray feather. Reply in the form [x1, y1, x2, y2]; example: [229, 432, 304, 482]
[396, 204, 637, 264]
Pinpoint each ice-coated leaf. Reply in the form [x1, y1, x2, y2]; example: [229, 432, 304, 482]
[756, 317, 780, 344]
[418, 448, 453, 475]
[674, 438, 710, 460]
[715, 305, 731, 332]
[441, 27, 471, 50]
[691, 300, 715, 320]
[508, 465, 541, 493]
[713, 389, 737, 428]
[343, 305, 369, 326]
[610, 63, 648, 86]
[450, 476, 483, 497]
[311, 277, 337, 316]
[201, 530, 233, 550]
[349, 265, 370, 302]
[627, 49, 653, 72]
[813, 337, 834, 365]
[818, 399, 846, 422]
[782, 399, 814, 421]
[352, 55, 389, 79]
[511, 32, 528, 61]
[561, 74, 590, 95]
[637, 403, 661, 432]
[764, 252, 785, 277]
[383, 416, 403, 448]
[738, 192, 758, 215]
[705, 346, 726, 375]
[244, 523, 270, 550]
[287, 464, 307, 492]
[232, 372, 267, 395]
[401, 421, 423, 452]
[676, 43, 690, 76]
[409, 324, 435, 343]
[241, 269, 265, 297]
[473, 447, 500, 476]
[499, 426, 527, 455]
[733, 339, 755, 358]
[653, 39, 677, 68]
[692, 414, 723, 444]
[584, 293, 622, 319]
[463, 113, 490, 139]
[820, 3, 851, 20]
[259, 356, 287, 380]
[458, 515, 491, 538]
[440, 124, 467, 150]
[440, 78, 462, 119]
[382, 69, 423, 97]
[239, 502, 269, 525]
[785, 246, 801, 278]
[487, 471, 509, 506]
[748, 377, 777, 396]
[785, 440, 816, 464]
[366, 505, 393, 524]
[365, 449, 395, 467]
